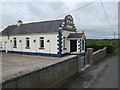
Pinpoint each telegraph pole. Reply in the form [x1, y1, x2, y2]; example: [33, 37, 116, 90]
[114, 31, 115, 40]
[113, 31, 116, 45]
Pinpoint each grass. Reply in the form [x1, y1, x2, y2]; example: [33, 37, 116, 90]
[86, 39, 119, 55]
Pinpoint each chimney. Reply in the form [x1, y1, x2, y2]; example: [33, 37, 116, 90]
[17, 20, 22, 26]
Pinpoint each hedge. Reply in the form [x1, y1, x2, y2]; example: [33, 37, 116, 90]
[86, 44, 115, 54]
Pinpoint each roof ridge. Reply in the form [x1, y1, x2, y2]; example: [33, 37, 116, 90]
[16, 19, 64, 26]
[2, 19, 64, 35]
[70, 33, 85, 35]
[7, 19, 64, 27]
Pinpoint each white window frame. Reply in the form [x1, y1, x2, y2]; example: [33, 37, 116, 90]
[39, 37, 44, 48]
[63, 37, 66, 50]
[26, 37, 30, 48]
[82, 39, 85, 50]
[13, 38, 17, 47]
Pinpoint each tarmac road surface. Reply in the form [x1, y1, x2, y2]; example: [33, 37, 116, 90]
[61, 54, 118, 88]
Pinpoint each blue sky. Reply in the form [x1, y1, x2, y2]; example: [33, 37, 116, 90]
[0, 0, 118, 39]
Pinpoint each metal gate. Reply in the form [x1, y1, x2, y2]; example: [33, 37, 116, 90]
[81, 52, 90, 68]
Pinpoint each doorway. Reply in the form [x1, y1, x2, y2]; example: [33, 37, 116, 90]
[70, 40, 77, 52]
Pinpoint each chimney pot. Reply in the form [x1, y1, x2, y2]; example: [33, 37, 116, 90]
[17, 20, 22, 26]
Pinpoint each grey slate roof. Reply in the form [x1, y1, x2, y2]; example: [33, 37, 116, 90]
[67, 33, 84, 38]
[1, 25, 17, 36]
[1, 19, 64, 36]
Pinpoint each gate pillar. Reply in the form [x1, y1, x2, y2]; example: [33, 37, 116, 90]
[87, 48, 93, 65]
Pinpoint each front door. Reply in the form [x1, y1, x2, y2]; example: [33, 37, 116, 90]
[70, 40, 77, 52]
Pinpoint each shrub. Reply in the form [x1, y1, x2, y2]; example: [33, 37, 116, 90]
[86, 44, 115, 54]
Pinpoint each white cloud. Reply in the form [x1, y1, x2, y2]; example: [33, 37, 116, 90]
[0, 0, 119, 2]
[0, 1, 118, 39]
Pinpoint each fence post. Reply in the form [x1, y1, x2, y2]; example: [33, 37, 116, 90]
[87, 48, 93, 65]
[77, 54, 81, 73]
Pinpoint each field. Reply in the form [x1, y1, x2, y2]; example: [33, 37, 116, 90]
[86, 39, 119, 55]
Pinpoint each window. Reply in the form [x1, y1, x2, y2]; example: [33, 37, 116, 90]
[13, 38, 17, 48]
[26, 37, 30, 49]
[63, 37, 65, 48]
[63, 37, 66, 50]
[0, 41, 2, 48]
[82, 40, 84, 50]
[67, 20, 69, 23]
[39, 37, 44, 49]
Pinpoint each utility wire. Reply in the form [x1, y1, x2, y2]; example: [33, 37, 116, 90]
[100, 0, 116, 39]
[52, 0, 115, 39]
[55, 0, 97, 19]
[100, 0, 115, 32]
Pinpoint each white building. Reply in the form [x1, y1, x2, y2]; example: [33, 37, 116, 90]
[0, 15, 86, 57]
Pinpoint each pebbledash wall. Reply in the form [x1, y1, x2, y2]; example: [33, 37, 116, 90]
[93, 47, 107, 64]
[0, 30, 85, 57]
[0, 33, 59, 56]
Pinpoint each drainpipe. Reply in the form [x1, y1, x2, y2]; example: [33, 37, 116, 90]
[49, 42, 50, 56]
[6, 32, 9, 53]
[5, 41, 7, 53]
[35, 40, 37, 55]
[47, 40, 50, 56]
[11, 40, 13, 53]
[21, 40, 22, 54]
[34, 40, 37, 55]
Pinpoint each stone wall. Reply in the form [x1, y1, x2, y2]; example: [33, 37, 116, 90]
[93, 47, 107, 64]
[2, 47, 107, 88]
[2, 55, 80, 88]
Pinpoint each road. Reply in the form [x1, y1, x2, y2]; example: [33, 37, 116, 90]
[61, 54, 118, 88]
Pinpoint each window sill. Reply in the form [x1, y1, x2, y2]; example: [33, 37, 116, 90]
[63, 48, 67, 50]
[13, 46, 17, 48]
[25, 47, 30, 49]
[39, 48, 45, 50]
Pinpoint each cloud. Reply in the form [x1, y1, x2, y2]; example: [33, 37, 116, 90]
[0, 1, 118, 39]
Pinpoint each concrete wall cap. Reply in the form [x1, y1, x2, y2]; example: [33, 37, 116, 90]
[104, 47, 107, 49]
[86, 48, 93, 51]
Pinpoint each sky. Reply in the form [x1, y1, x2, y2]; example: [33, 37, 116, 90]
[0, 0, 118, 39]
